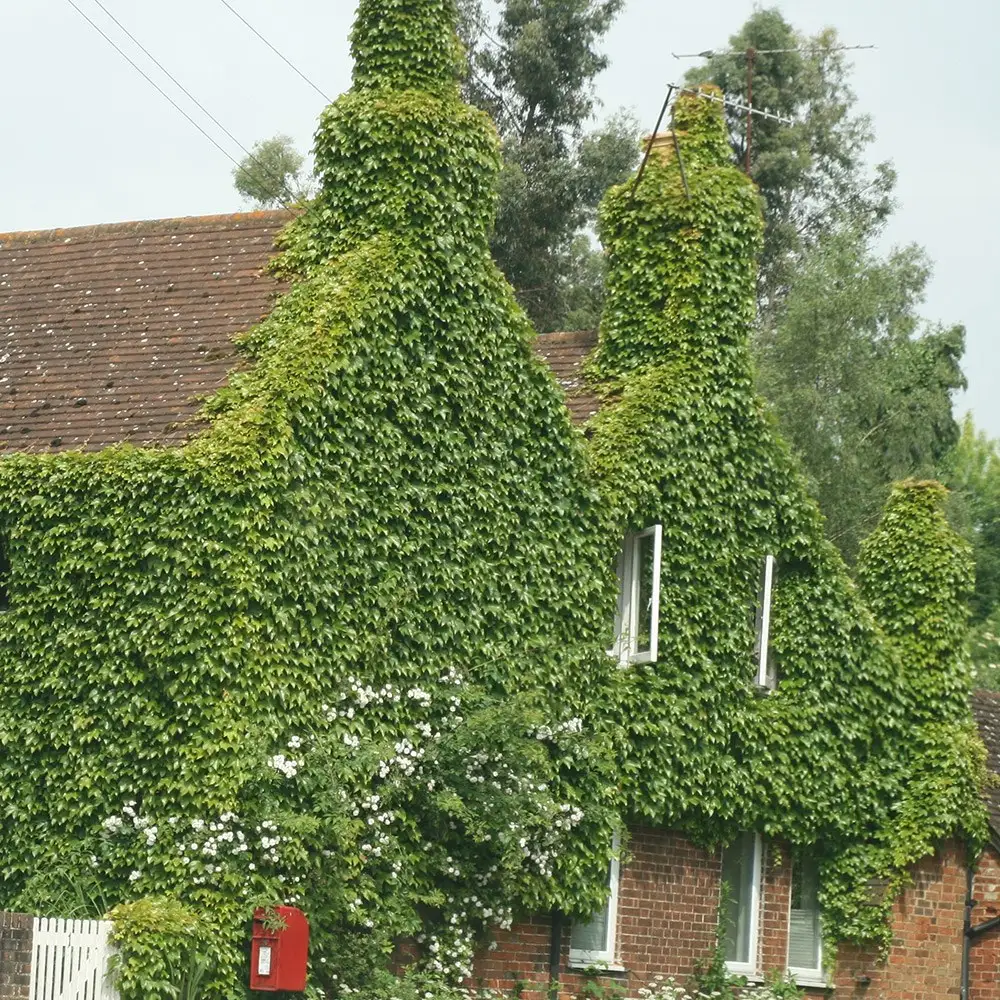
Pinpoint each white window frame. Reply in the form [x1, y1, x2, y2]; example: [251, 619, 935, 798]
[722, 833, 762, 979]
[612, 525, 662, 666]
[787, 852, 825, 986]
[754, 554, 776, 690]
[569, 834, 621, 969]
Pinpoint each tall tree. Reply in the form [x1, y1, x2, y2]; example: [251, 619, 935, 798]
[756, 223, 966, 560]
[943, 415, 1000, 626]
[688, 10, 966, 563]
[685, 10, 894, 319]
[460, 0, 639, 331]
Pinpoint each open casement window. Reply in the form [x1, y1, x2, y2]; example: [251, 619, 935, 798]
[569, 834, 621, 969]
[752, 555, 777, 691]
[612, 525, 662, 666]
[721, 832, 762, 978]
[788, 851, 824, 984]
[0, 530, 9, 612]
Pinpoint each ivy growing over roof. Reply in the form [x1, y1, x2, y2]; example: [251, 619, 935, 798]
[0, 2, 987, 997]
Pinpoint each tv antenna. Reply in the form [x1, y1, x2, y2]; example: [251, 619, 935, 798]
[671, 43, 876, 173]
[631, 84, 792, 200]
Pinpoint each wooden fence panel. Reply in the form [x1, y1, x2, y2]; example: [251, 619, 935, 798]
[29, 918, 117, 1000]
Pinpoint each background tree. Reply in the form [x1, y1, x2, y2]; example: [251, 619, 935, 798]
[943, 416, 1000, 623]
[687, 10, 966, 564]
[232, 134, 314, 208]
[756, 224, 966, 560]
[684, 10, 894, 319]
[459, 0, 639, 331]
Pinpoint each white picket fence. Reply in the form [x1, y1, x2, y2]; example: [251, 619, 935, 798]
[29, 918, 118, 1000]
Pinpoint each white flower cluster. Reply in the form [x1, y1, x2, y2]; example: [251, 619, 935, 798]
[553, 803, 585, 832]
[377, 738, 425, 779]
[531, 717, 584, 741]
[269, 753, 300, 778]
[635, 976, 800, 1000]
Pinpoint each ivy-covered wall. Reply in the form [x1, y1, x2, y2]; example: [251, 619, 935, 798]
[0, 1, 987, 996]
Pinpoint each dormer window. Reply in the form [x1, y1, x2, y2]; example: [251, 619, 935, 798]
[612, 525, 662, 666]
[753, 555, 776, 692]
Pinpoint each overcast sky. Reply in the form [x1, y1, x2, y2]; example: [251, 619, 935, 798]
[4, 0, 997, 435]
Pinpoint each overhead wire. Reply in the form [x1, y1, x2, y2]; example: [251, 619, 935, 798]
[216, 0, 331, 103]
[82, 0, 299, 205]
[63, 1, 243, 174]
[63, 0, 297, 208]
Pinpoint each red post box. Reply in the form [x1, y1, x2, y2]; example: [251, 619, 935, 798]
[250, 906, 310, 992]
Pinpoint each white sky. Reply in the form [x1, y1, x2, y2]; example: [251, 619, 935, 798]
[4, 0, 997, 435]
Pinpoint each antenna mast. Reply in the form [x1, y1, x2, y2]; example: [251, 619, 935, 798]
[670, 44, 876, 174]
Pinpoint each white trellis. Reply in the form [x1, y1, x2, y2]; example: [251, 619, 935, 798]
[29, 918, 118, 1000]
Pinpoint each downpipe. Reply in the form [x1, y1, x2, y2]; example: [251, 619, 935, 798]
[962, 857, 1000, 1000]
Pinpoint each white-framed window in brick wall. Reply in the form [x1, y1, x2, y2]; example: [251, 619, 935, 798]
[569, 835, 621, 969]
[788, 850, 824, 985]
[752, 555, 776, 691]
[721, 832, 762, 978]
[611, 525, 662, 666]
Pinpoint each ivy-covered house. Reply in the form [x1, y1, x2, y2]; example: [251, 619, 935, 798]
[0, 1, 994, 998]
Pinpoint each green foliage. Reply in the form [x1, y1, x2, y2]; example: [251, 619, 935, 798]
[109, 897, 216, 1000]
[688, 9, 966, 570]
[584, 88, 985, 956]
[756, 224, 967, 561]
[460, 0, 638, 331]
[0, 2, 620, 995]
[233, 134, 313, 208]
[0, 4, 988, 998]
[943, 415, 1000, 627]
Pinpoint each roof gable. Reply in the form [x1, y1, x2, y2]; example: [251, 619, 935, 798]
[0, 211, 598, 453]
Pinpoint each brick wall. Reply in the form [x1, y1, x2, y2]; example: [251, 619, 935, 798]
[471, 831, 990, 1000]
[473, 828, 723, 999]
[965, 843, 1000, 1000]
[834, 841, 968, 999]
[0, 913, 32, 1000]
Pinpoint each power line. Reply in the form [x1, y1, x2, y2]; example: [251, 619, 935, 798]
[216, 0, 331, 103]
[79, 0, 295, 205]
[63, 0, 245, 175]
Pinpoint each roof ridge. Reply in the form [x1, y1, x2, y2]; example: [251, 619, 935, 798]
[0, 209, 293, 247]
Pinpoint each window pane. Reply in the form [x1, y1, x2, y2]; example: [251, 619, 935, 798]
[721, 833, 755, 965]
[635, 532, 656, 655]
[570, 901, 609, 954]
[789, 853, 821, 970]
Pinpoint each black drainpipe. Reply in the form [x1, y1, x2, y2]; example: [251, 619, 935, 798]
[549, 910, 563, 987]
[962, 856, 1000, 1000]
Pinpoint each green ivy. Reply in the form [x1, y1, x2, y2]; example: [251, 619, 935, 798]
[0, 5, 986, 997]
[585, 88, 987, 956]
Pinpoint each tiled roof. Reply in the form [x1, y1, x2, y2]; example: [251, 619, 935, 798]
[0, 210, 600, 454]
[533, 329, 600, 424]
[0, 212, 293, 454]
[972, 690, 1000, 839]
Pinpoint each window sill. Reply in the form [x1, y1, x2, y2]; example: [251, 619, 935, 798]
[567, 960, 627, 975]
[790, 974, 831, 990]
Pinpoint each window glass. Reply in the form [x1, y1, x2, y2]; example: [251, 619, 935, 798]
[634, 530, 656, 656]
[789, 852, 822, 972]
[721, 833, 757, 966]
[610, 527, 661, 666]
[0, 532, 9, 611]
[570, 872, 610, 954]
[569, 837, 620, 967]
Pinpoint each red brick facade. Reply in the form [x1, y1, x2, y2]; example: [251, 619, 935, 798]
[472, 831, 1000, 999]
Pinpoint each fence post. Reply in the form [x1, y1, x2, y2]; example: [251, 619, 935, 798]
[0, 912, 33, 1000]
